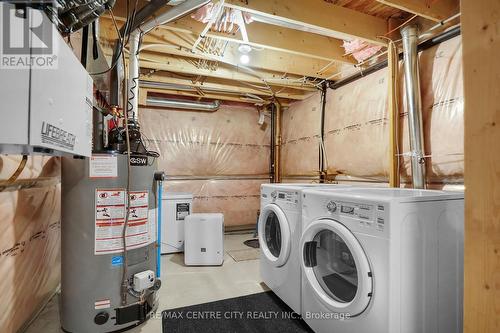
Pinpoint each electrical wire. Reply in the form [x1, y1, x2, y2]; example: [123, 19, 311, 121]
[88, 0, 140, 76]
[117, 2, 159, 304]
[106, 4, 132, 306]
[127, 33, 142, 122]
[384, 14, 418, 37]
[88, 6, 128, 76]
[123, 0, 140, 47]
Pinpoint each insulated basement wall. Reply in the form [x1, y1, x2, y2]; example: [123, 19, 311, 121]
[139, 104, 270, 228]
[400, 36, 464, 183]
[0, 156, 61, 333]
[320, 36, 463, 183]
[281, 92, 322, 181]
[325, 68, 390, 179]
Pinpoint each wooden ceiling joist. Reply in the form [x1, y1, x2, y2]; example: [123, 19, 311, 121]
[102, 45, 317, 90]
[100, 18, 343, 78]
[138, 53, 317, 90]
[376, 0, 459, 22]
[108, 1, 356, 64]
[224, 0, 388, 46]
[166, 17, 356, 64]
[140, 88, 285, 106]
[140, 73, 312, 100]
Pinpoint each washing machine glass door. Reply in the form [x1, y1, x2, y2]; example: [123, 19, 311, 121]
[258, 204, 291, 267]
[301, 219, 372, 316]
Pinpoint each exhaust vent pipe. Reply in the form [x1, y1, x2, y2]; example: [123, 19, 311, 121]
[401, 24, 426, 189]
[127, 0, 211, 122]
[111, 0, 210, 108]
[146, 96, 221, 112]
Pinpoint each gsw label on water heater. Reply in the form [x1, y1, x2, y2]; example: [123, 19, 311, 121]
[130, 155, 148, 166]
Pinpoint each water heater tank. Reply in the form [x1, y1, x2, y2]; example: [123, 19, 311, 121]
[61, 154, 159, 332]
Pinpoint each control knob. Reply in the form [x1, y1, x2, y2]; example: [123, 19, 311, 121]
[326, 201, 337, 213]
[94, 312, 109, 325]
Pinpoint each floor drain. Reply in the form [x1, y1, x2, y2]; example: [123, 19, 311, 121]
[243, 239, 259, 249]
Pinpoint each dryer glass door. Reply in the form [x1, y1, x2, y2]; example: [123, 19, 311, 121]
[258, 204, 291, 267]
[302, 219, 372, 316]
[312, 229, 358, 303]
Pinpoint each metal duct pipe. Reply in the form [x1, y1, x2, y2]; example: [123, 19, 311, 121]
[46, 0, 115, 33]
[138, 0, 210, 34]
[273, 102, 282, 183]
[110, 0, 171, 107]
[139, 80, 266, 103]
[140, 80, 199, 92]
[401, 24, 426, 189]
[270, 104, 275, 181]
[146, 96, 221, 112]
[126, 0, 211, 121]
[128, 31, 141, 122]
[140, 80, 237, 95]
[127, 0, 172, 33]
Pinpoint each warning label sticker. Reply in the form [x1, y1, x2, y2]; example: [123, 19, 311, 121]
[94, 299, 111, 310]
[130, 191, 149, 207]
[94, 189, 153, 255]
[96, 189, 125, 206]
[96, 205, 125, 220]
[176, 203, 190, 221]
[89, 155, 118, 178]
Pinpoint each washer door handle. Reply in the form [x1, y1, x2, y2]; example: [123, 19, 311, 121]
[303, 241, 317, 267]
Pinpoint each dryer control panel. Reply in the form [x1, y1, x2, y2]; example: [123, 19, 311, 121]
[269, 190, 300, 210]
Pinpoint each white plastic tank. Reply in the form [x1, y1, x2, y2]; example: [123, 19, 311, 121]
[161, 192, 193, 254]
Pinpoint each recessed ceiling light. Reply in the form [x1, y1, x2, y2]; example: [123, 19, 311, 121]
[238, 44, 252, 54]
[240, 54, 250, 64]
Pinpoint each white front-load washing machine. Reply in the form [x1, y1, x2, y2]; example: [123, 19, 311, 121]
[300, 188, 464, 333]
[258, 183, 351, 314]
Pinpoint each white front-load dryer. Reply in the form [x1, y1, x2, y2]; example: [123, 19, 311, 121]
[300, 188, 464, 333]
[258, 183, 351, 314]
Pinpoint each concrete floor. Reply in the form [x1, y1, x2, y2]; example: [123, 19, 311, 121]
[26, 233, 266, 333]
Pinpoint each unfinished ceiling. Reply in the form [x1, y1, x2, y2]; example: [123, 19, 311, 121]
[98, 0, 460, 106]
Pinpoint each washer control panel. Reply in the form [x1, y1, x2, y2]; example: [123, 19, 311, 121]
[324, 199, 387, 232]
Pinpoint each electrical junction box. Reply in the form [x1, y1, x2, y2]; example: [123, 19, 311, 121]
[0, 3, 92, 157]
[133, 270, 156, 292]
